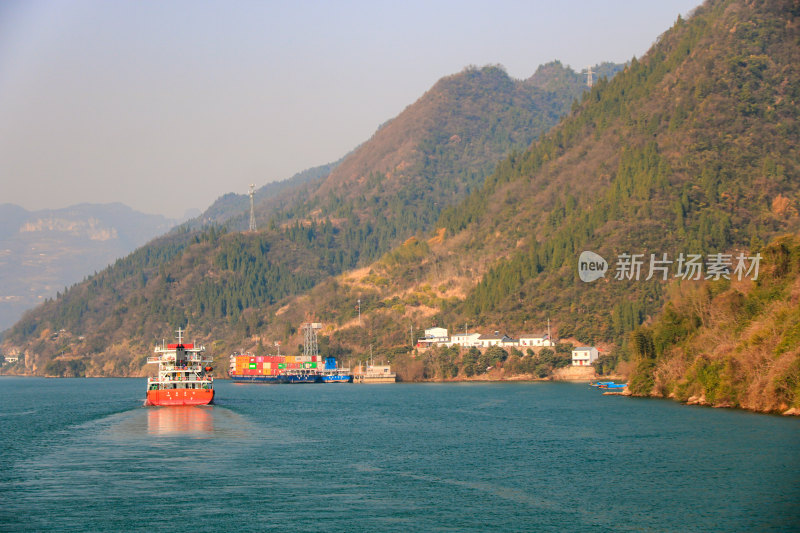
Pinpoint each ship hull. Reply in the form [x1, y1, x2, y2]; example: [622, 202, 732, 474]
[283, 374, 319, 384]
[320, 375, 352, 383]
[230, 375, 284, 384]
[353, 375, 396, 384]
[145, 388, 214, 406]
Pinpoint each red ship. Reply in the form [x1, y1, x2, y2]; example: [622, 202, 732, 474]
[144, 328, 214, 406]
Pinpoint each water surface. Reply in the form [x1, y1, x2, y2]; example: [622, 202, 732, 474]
[1, 377, 798, 531]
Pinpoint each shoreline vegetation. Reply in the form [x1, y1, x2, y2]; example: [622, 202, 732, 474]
[623, 235, 800, 418]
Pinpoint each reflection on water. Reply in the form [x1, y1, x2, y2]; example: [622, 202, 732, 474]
[146, 406, 214, 437]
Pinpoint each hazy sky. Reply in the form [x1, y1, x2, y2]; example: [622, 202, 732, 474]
[0, 0, 701, 218]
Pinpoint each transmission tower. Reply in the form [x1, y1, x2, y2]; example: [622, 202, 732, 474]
[302, 322, 322, 357]
[248, 183, 256, 232]
[586, 65, 594, 88]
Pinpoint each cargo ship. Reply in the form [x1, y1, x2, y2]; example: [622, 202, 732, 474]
[228, 353, 348, 383]
[229, 322, 353, 384]
[145, 328, 214, 406]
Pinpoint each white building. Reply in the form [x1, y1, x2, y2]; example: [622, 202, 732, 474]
[572, 346, 599, 366]
[417, 327, 449, 348]
[424, 327, 448, 340]
[518, 334, 554, 347]
[477, 333, 515, 348]
[447, 332, 481, 347]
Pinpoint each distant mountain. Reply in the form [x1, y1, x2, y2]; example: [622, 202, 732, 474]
[0, 203, 177, 331]
[0, 60, 621, 375]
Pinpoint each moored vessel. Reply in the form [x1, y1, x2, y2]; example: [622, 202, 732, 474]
[145, 328, 214, 406]
[229, 353, 350, 383]
[319, 365, 353, 383]
[352, 363, 396, 384]
[229, 321, 353, 384]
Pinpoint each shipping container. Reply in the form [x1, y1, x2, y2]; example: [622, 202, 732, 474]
[249, 363, 257, 369]
[278, 363, 286, 369]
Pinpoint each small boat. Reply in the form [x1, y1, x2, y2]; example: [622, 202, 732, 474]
[593, 381, 627, 389]
[319, 368, 353, 383]
[145, 328, 214, 406]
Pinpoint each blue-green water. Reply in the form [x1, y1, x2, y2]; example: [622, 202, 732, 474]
[1, 378, 798, 532]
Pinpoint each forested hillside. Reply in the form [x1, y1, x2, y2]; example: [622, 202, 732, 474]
[186, 160, 341, 231]
[284, 63, 623, 249]
[438, 0, 799, 341]
[231, 0, 800, 390]
[627, 234, 800, 414]
[1, 61, 616, 375]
